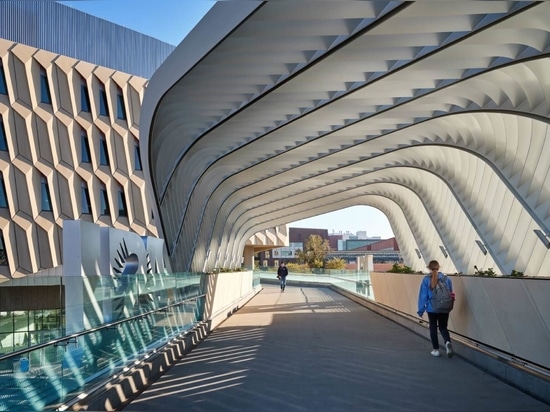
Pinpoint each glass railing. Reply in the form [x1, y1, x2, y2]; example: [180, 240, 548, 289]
[256, 270, 374, 299]
[252, 271, 262, 288]
[0, 272, 206, 411]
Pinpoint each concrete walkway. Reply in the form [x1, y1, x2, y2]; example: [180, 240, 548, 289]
[123, 285, 549, 412]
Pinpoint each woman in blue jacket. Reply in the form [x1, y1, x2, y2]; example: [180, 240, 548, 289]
[417, 260, 454, 357]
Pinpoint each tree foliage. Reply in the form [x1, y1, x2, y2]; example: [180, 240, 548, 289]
[324, 257, 346, 269]
[296, 234, 331, 268]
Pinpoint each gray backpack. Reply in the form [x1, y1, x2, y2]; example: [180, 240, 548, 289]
[431, 275, 454, 313]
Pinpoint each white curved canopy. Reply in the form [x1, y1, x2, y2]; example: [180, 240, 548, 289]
[141, 0, 550, 276]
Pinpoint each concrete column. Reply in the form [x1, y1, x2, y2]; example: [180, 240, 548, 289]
[242, 246, 255, 270]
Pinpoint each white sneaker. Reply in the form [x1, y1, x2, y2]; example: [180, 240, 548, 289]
[445, 341, 454, 358]
[430, 350, 440, 357]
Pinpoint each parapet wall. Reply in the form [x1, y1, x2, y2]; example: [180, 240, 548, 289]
[369, 272, 550, 370]
[72, 270, 260, 411]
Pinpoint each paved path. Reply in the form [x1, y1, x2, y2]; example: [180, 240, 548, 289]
[124, 285, 549, 412]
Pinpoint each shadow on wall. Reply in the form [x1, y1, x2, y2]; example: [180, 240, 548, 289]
[369, 272, 550, 370]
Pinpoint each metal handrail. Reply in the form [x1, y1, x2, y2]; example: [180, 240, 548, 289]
[0, 293, 206, 362]
[329, 282, 550, 381]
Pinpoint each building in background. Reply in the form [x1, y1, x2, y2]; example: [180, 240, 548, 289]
[258, 227, 329, 267]
[328, 232, 342, 250]
[344, 237, 382, 251]
[352, 237, 399, 252]
[258, 227, 399, 268]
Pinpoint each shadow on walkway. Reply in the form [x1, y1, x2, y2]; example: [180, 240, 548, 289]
[124, 285, 549, 412]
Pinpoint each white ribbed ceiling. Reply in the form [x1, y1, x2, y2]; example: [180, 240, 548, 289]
[141, 1, 550, 276]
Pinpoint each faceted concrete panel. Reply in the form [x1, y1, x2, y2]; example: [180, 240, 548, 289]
[370, 272, 550, 370]
[485, 279, 549, 365]
[142, 2, 550, 276]
[0, 40, 160, 277]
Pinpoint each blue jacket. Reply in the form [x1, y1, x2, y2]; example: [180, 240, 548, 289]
[417, 272, 453, 315]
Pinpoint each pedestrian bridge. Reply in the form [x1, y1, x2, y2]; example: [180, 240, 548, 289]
[1, 271, 549, 411]
[68, 273, 549, 412]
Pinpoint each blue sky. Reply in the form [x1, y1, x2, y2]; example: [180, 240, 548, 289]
[60, 1, 394, 238]
[61, 0, 215, 45]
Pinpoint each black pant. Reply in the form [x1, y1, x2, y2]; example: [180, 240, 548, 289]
[427, 312, 450, 349]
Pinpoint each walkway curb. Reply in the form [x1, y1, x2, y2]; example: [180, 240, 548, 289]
[67, 288, 263, 411]
[333, 284, 550, 407]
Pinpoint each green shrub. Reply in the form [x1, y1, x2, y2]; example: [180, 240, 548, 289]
[387, 263, 415, 274]
[324, 257, 346, 270]
[286, 263, 310, 273]
[473, 266, 497, 276]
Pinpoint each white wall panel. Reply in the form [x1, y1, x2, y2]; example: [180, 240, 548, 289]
[370, 272, 550, 369]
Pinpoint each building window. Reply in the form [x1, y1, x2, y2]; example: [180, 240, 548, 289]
[100, 183, 109, 215]
[80, 77, 91, 112]
[99, 134, 109, 166]
[39, 66, 52, 104]
[0, 61, 7, 95]
[81, 129, 91, 163]
[0, 117, 8, 151]
[134, 140, 142, 171]
[81, 181, 91, 214]
[99, 82, 109, 117]
[116, 86, 126, 120]
[117, 185, 128, 217]
[0, 230, 8, 266]
[40, 174, 52, 211]
[0, 174, 8, 208]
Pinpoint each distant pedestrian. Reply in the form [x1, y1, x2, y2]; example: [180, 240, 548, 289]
[417, 260, 454, 357]
[277, 262, 288, 292]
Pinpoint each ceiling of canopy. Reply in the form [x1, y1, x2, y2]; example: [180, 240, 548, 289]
[141, 1, 550, 276]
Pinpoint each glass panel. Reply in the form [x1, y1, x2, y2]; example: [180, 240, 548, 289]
[99, 86, 109, 117]
[40, 176, 52, 212]
[0, 118, 7, 151]
[99, 137, 109, 166]
[117, 187, 128, 217]
[100, 186, 109, 215]
[0, 272, 205, 410]
[116, 89, 126, 120]
[81, 185, 91, 214]
[80, 82, 91, 112]
[0, 175, 8, 208]
[81, 132, 90, 163]
[134, 143, 142, 170]
[0, 312, 13, 354]
[39, 67, 52, 104]
[0, 62, 7, 95]
[0, 232, 7, 265]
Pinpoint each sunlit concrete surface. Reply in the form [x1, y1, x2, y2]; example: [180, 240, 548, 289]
[124, 285, 548, 412]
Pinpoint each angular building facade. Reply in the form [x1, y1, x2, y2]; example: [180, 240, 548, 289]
[0, 2, 175, 279]
[0, 2, 287, 280]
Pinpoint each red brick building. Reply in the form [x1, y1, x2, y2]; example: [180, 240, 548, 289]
[349, 237, 399, 252]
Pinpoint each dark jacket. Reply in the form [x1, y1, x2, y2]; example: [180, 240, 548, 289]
[277, 265, 288, 278]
